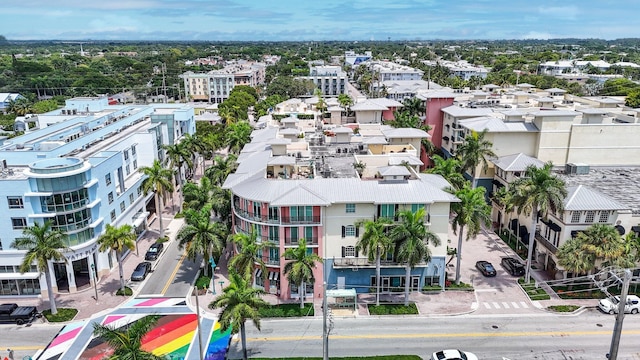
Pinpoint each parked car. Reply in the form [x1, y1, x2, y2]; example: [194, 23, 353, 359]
[131, 262, 152, 281]
[145, 243, 164, 261]
[0, 303, 39, 325]
[431, 349, 478, 360]
[598, 295, 640, 315]
[501, 257, 525, 276]
[475, 260, 497, 277]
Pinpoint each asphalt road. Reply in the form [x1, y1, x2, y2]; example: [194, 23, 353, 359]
[230, 309, 640, 359]
[0, 323, 62, 360]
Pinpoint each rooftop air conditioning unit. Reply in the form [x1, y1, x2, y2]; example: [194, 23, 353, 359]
[565, 163, 577, 175]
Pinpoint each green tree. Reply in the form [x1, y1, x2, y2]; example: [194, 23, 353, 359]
[557, 237, 595, 284]
[450, 185, 492, 284]
[229, 230, 266, 281]
[208, 270, 268, 360]
[626, 89, 640, 108]
[182, 176, 214, 211]
[426, 155, 466, 191]
[579, 224, 626, 267]
[265, 76, 316, 98]
[177, 206, 227, 277]
[92, 315, 165, 360]
[455, 129, 497, 188]
[402, 97, 425, 117]
[355, 217, 393, 306]
[282, 239, 322, 309]
[163, 141, 193, 210]
[510, 162, 567, 282]
[490, 186, 516, 237]
[97, 224, 136, 293]
[390, 208, 441, 306]
[225, 121, 252, 154]
[139, 159, 174, 238]
[12, 221, 69, 315]
[337, 93, 354, 112]
[205, 154, 238, 187]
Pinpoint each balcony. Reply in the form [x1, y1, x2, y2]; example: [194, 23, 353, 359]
[280, 216, 321, 225]
[284, 237, 318, 246]
[332, 257, 409, 268]
[535, 232, 558, 254]
[234, 208, 279, 224]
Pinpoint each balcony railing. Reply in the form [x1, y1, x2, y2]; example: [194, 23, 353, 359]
[332, 257, 410, 267]
[280, 216, 321, 224]
[284, 237, 318, 246]
[535, 232, 558, 254]
[234, 208, 279, 224]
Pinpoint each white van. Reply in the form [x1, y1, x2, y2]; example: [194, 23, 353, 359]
[598, 295, 640, 314]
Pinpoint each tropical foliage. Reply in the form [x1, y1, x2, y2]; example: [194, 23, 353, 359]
[282, 239, 322, 309]
[97, 224, 136, 292]
[92, 315, 165, 360]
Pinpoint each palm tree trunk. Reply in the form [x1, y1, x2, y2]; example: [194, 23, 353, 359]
[240, 322, 248, 360]
[117, 250, 125, 291]
[300, 281, 305, 309]
[375, 249, 381, 307]
[44, 267, 58, 315]
[156, 193, 165, 238]
[455, 227, 465, 285]
[404, 264, 411, 306]
[524, 207, 538, 283]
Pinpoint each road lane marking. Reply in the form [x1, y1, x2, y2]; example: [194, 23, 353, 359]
[242, 329, 640, 342]
[161, 253, 187, 295]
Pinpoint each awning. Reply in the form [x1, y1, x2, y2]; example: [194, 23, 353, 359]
[548, 221, 562, 232]
[443, 136, 450, 141]
[632, 226, 640, 234]
[616, 225, 626, 235]
[269, 272, 280, 281]
[255, 268, 262, 279]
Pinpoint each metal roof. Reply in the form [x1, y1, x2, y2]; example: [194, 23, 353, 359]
[564, 185, 627, 211]
[381, 127, 430, 138]
[441, 106, 494, 117]
[378, 166, 411, 176]
[389, 155, 423, 166]
[492, 153, 544, 172]
[267, 156, 296, 166]
[458, 117, 539, 132]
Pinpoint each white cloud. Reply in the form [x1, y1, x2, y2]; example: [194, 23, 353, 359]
[521, 31, 553, 40]
[537, 6, 579, 20]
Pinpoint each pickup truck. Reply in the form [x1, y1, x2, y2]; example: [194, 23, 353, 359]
[0, 303, 39, 325]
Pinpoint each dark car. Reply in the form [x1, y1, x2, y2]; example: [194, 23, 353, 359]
[145, 243, 164, 261]
[475, 260, 497, 277]
[501, 257, 525, 276]
[131, 262, 152, 281]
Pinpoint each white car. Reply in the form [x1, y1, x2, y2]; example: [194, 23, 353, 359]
[598, 295, 640, 314]
[431, 349, 478, 360]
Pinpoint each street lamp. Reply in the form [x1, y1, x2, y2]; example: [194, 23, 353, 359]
[209, 257, 216, 294]
[90, 263, 98, 302]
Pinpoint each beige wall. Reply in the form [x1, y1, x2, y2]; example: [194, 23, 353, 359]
[534, 116, 574, 164]
[566, 124, 640, 165]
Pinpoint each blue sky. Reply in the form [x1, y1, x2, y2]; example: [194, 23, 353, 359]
[3, 0, 639, 41]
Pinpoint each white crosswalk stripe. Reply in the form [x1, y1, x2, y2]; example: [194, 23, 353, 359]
[492, 302, 501, 309]
[511, 302, 520, 309]
[484, 302, 491, 309]
[502, 302, 510, 308]
[520, 301, 529, 308]
[481, 301, 531, 310]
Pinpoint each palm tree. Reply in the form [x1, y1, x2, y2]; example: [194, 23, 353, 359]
[182, 133, 207, 175]
[225, 121, 252, 154]
[282, 239, 322, 309]
[177, 207, 227, 277]
[229, 230, 267, 281]
[402, 97, 425, 117]
[510, 162, 567, 283]
[92, 315, 165, 360]
[578, 224, 626, 267]
[12, 221, 68, 315]
[182, 176, 214, 211]
[490, 186, 515, 235]
[624, 232, 640, 262]
[337, 93, 353, 115]
[426, 155, 467, 191]
[450, 184, 492, 284]
[97, 224, 136, 293]
[355, 217, 393, 306]
[557, 237, 595, 280]
[455, 129, 497, 188]
[139, 159, 174, 238]
[209, 270, 268, 360]
[163, 141, 193, 210]
[390, 208, 441, 306]
[211, 186, 232, 227]
[205, 154, 238, 187]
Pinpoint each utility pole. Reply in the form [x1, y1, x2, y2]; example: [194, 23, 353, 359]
[161, 63, 168, 103]
[322, 281, 328, 360]
[194, 268, 205, 360]
[608, 269, 632, 360]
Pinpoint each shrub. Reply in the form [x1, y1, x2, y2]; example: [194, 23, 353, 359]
[548, 305, 580, 313]
[368, 303, 418, 315]
[156, 236, 169, 243]
[43, 308, 78, 322]
[196, 275, 211, 290]
[258, 303, 314, 317]
[116, 287, 133, 296]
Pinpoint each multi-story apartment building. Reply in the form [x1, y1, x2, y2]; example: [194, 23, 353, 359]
[0, 97, 195, 297]
[180, 62, 266, 103]
[223, 113, 457, 300]
[299, 66, 348, 96]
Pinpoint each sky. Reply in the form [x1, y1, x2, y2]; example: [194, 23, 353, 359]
[2, 0, 640, 41]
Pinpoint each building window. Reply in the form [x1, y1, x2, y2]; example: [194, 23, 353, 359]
[129, 193, 135, 204]
[133, 160, 138, 170]
[126, 165, 130, 175]
[137, 187, 142, 196]
[105, 173, 112, 186]
[571, 211, 581, 223]
[110, 210, 116, 221]
[345, 204, 356, 213]
[345, 225, 356, 237]
[585, 211, 595, 223]
[131, 145, 136, 155]
[108, 192, 114, 204]
[11, 218, 27, 230]
[7, 197, 23, 209]
[124, 150, 129, 160]
[598, 211, 610, 223]
[120, 201, 126, 212]
[344, 245, 356, 257]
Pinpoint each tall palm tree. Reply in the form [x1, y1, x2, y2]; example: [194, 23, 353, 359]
[450, 184, 492, 285]
[490, 186, 515, 235]
[624, 232, 640, 262]
[557, 237, 595, 280]
[455, 129, 497, 188]
[510, 162, 567, 282]
[177, 206, 227, 277]
[578, 224, 626, 267]
[209, 270, 268, 360]
[402, 97, 426, 117]
[92, 315, 165, 360]
[229, 230, 267, 282]
[12, 221, 68, 315]
[426, 155, 467, 191]
[97, 224, 136, 293]
[337, 93, 353, 115]
[182, 133, 207, 175]
[139, 159, 174, 238]
[163, 141, 193, 210]
[205, 154, 238, 187]
[182, 176, 214, 211]
[282, 239, 322, 309]
[225, 121, 252, 154]
[211, 186, 232, 227]
[390, 208, 441, 306]
[355, 217, 393, 306]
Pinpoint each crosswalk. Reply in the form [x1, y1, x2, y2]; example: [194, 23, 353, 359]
[482, 301, 530, 310]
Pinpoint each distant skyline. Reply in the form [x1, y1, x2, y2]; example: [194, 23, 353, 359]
[3, 0, 640, 42]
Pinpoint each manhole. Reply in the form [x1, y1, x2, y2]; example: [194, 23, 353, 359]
[597, 323, 603, 327]
[492, 325, 499, 329]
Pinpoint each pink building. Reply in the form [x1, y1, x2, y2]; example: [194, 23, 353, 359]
[418, 92, 455, 168]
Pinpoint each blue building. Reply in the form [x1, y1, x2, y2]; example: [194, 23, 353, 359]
[0, 97, 194, 297]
